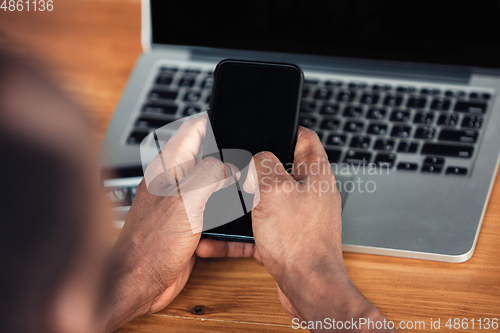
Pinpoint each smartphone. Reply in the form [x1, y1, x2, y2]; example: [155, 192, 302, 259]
[202, 59, 303, 242]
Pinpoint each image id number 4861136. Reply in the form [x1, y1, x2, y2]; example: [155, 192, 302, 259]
[1, 0, 53, 11]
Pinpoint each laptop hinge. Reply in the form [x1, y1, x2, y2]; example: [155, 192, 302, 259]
[149, 45, 192, 61]
[189, 48, 473, 85]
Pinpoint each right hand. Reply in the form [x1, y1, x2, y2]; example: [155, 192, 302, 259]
[243, 127, 354, 319]
[198, 127, 390, 331]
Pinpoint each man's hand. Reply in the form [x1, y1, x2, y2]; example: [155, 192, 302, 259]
[198, 127, 394, 332]
[99, 115, 239, 332]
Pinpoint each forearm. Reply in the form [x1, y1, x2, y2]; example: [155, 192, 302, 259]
[95, 237, 163, 333]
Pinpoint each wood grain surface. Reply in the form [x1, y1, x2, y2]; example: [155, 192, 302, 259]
[1, 1, 498, 332]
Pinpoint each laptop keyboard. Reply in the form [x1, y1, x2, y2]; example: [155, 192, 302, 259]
[126, 64, 494, 177]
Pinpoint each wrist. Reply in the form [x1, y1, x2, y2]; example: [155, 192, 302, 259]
[279, 258, 377, 327]
[96, 240, 162, 332]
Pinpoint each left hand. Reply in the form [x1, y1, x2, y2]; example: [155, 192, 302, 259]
[100, 115, 239, 332]
[196, 224, 300, 319]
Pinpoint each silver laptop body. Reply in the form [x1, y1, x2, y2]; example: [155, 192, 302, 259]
[101, 0, 500, 262]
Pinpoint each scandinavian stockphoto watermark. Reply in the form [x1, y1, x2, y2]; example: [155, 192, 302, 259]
[139, 112, 387, 232]
[258, 159, 389, 195]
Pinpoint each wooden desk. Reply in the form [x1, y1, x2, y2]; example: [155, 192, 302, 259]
[1, 1, 498, 332]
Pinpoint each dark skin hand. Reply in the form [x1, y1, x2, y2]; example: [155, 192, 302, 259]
[99, 119, 394, 332]
[198, 127, 396, 332]
[99, 115, 240, 332]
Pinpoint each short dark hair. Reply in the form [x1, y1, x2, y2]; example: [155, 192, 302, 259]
[0, 53, 87, 333]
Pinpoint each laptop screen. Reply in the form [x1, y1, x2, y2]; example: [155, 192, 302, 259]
[151, 0, 500, 69]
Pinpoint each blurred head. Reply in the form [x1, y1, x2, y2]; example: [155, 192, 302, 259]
[0, 50, 111, 333]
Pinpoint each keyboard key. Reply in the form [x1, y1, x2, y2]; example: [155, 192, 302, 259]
[421, 165, 442, 173]
[201, 77, 214, 89]
[391, 125, 411, 138]
[325, 149, 342, 163]
[366, 108, 387, 120]
[344, 150, 372, 165]
[350, 136, 371, 149]
[374, 153, 396, 168]
[348, 82, 367, 89]
[446, 166, 468, 176]
[313, 87, 333, 100]
[407, 97, 427, 109]
[439, 129, 478, 144]
[461, 115, 482, 129]
[421, 143, 474, 158]
[374, 139, 395, 151]
[325, 80, 342, 87]
[160, 66, 178, 73]
[143, 102, 178, 115]
[397, 141, 419, 153]
[302, 87, 310, 98]
[398, 162, 418, 171]
[445, 89, 466, 98]
[383, 95, 403, 107]
[454, 101, 487, 114]
[390, 110, 410, 122]
[184, 68, 201, 74]
[149, 90, 178, 101]
[430, 98, 451, 111]
[315, 132, 323, 141]
[424, 157, 444, 165]
[438, 114, 459, 127]
[320, 103, 339, 115]
[299, 117, 317, 129]
[415, 127, 436, 140]
[469, 92, 491, 100]
[326, 134, 347, 146]
[344, 121, 364, 133]
[300, 101, 316, 113]
[304, 78, 319, 85]
[360, 93, 379, 104]
[183, 106, 202, 116]
[337, 91, 356, 102]
[420, 88, 440, 95]
[367, 123, 388, 135]
[135, 117, 173, 129]
[396, 86, 416, 93]
[156, 74, 173, 86]
[184, 91, 202, 103]
[414, 112, 434, 124]
[343, 106, 363, 117]
[372, 84, 392, 91]
[127, 131, 150, 145]
[178, 76, 197, 87]
[320, 119, 340, 130]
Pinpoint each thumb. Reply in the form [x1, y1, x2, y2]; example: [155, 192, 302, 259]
[243, 151, 295, 196]
[177, 156, 240, 234]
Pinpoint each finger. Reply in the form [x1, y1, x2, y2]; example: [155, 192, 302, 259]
[291, 126, 332, 182]
[160, 114, 208, 175]
[244, 151, 295, 197]
[177, 157, 240, 233]
[196, 239, 261, 262]
[144, 114, 208, 189]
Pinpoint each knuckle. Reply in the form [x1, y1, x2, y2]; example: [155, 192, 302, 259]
[202, 156, 223, 170]
[199, 156, 225, 182]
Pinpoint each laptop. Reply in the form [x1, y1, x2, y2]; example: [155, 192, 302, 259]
[101, 0, 500, 263]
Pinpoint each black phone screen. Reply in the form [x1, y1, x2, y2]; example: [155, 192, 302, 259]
[203, 59, 303, 240]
